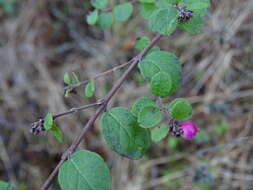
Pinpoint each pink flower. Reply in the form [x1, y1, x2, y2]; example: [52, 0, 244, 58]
[180, 122, 199, 140]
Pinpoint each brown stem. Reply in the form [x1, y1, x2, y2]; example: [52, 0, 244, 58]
[40, 34, 162, 190]
[64, 60, 134, 91]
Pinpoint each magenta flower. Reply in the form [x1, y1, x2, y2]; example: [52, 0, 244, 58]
[180, 122, 199, 140]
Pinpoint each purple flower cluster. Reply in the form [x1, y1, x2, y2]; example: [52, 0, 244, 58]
[179, 121, 199, 140]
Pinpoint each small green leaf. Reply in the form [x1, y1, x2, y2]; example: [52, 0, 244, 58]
[44, 112, 53, 131]
[131, 97, 156, 116]
[138, 105, 163, 128]
[151, 124, 169, 142]
[168, 98, 192, 120]
[178, 10, 204, 34]
[71, 72, 80, 84]
[135, 37, 151, 51]
[179, 0, 210, 10]
[138, 50, 182, 93]
[101, 107, 151, 160]
[0, 181, 14, 190]
[98, 12, 114, 30]
[85, 80, 95, 98]
[139, 3, 156, 19]
[113, 2, 133, 21]
[149, 7, 178, 35]
[64, 89, 71, 98]
[87, 10, 98, 25]
[51, 124, 64, 143]
[150, 72, 172, 97]
[63, 72, 71, 84]
[91, 0, 108, 9]
[58, 150, 112, 190]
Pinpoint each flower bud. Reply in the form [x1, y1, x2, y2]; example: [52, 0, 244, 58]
[179, 121, 199, 140]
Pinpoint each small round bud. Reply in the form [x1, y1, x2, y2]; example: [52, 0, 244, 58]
[179, 122, 199, 139]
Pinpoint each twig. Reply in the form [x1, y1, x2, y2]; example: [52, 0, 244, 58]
[40, 34, 162, 190]
[64, 60, 134, 91]
[30, 101, 103, 135]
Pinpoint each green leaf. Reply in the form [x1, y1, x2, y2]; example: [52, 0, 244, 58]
[44, 112, 53, 131]
[85, 80, 95, 98]
[139, 0, 156, 3]
[168, 0, 180, 4]
[168, 98, 192, 120]
[179, 0, 210, 10]
[131, 97, 156, 116]
[150, 72, 172, 97]
[64, 89, 71, 98]
[71, 72, 80, 84]
[155, 0, 173, 8]
[178, 10, 204, 34]
[58, 150, 112, 190]
[98, 12, 114, 30]
[51, 124, 64, 143]
[139, 3, 156, 19]
[138, 105, 163, 128]
[101, 107, 151, 160]
[91, 0, 108, 9]
[149, 7, 178, 35]
[135, 37, 151, 51]
[0, 181, 14, 190]
[138, 50, 182, 93]
[63, 72, 71, 84]
[113, 2, 133, 21]
[151, 124, 169, 142]
[87, 10, 98, 25]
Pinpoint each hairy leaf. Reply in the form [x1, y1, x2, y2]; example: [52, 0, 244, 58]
[71, 72, 80, 84]
[98, 13, 114, 30]
[178, 10, 204, 34]
[131, 97, 156, 116]
[151, 124, 170, 142]
[58, 150, 112, 190]
[150, 72, 172, 97]
[51, 124, 64, 143]
[63, 72, 71, 84]
[149, 7, 178, 35]
[135, 37, 151, 51]
[113, 2, 133, 21]
[168, 98, 192, 120]
[179, 0, 210, 10]
[101, 107, 151, 160]
[138, 50, 182, 94]
[85, 80, 95, 98]
[139, 3, 156, 19]
[87, 10, 98, 25]
[44, 112, 53, 131]
[138, 105, 163, 128]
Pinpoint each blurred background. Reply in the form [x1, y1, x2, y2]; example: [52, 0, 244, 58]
[0, 0, 253, 189]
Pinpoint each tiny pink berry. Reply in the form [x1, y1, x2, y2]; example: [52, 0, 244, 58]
[179, 122, 199, 140]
